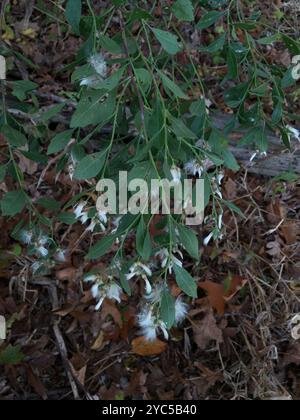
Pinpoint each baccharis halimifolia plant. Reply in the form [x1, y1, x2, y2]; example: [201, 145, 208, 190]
[1, 0, 300, 342]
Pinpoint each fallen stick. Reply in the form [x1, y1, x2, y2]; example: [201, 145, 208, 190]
[6, 99, 300, 176]
[212, 114, 300, 176]
[53, 324, 80, 400]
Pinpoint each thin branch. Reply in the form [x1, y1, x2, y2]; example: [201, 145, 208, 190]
[118, 10, 146, 126]
[53, 324, 80, 401]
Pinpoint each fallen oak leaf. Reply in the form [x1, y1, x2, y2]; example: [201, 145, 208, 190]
[266, 198, 285, 225]
[198, 281, 225, 315]
[131, 336, 167, 356]
[199, 275, 248, 315]
[26, 366, 47, 399]
[192, 309, 223, 350]
[224, 275, 248, 302]
[280, 222, 299, 245]
[91, 331, 105, 351]
[101, 301, 123, 328]
[70, 364, 87, 387]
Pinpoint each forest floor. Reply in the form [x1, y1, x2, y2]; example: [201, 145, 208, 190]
[0, 0, 300, 400]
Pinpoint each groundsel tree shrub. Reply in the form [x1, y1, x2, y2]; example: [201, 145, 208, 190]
[0, 0, 299, 342]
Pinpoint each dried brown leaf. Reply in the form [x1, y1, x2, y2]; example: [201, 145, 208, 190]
[192, 310, 223, 350]
[132, 336, 167, 356]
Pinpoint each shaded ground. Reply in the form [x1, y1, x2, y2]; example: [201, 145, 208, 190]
[0, 0, 300, 400]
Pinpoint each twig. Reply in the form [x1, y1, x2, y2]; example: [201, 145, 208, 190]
[37, 137, 75, 188]
[22, 0, 35, 29]
[118, 10, 146, 126]
[53, 324, 80, 400]
[33, 91, 77, 107]
[8, 107, 70, 125]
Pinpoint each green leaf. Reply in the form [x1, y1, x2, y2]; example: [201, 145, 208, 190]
[119, 263, 132, 295]
[112, 0, 126, 5]
[128, 8, 152, 23]
[200, 33, 226, 53]
[65, 0, 82, 35]
[87, 234, 117, 260]
[281, 34, 300, 55]
[157, 70, 189, 100]
[71, 144, 85, 162]
[37, 198, 62, 211]
[177, 224, 200, 261]
[135, 68, 152, 93]
[197, 11, 225, 30]
[0, 165, 6, 182]
[160, 290, 176, 329]
[272, 102, 283, 125]
[48, 129, 74, 155]
[256, 127, 268, 153]
[0, 345, 25, 366]
[172, 0, 194, 22]
[70, 90, 116, 128]
[142, 230, 152, 261]
[11, 80, 38, 101]
[224, 82, 249, 108]
[257, 34, 280, 45]
[234, 22, 257, 31]
[174, 265, 198, 298]
[73, 150, 107, 180]
[57, 212, 77, 225]
[281, 68, 296, 89]
[136, 218, 152, 261]
[227, 47, 238, 79]
[152, 28, 182, 55]
[251, 83, 269, 97]
[37, 212, 52, 227]
[99, 34, 123, 54]
[136, 218, 145, 256]
[1, 125, 27, 147]
[222, 199, 246, 219]
[35, 103, 66, 123]
[1, 190, 27, 216]
[279, 127, 292, 150]
[21, 151, 48, 164]
[222, 149, 240, 171]
[169, 116, 196, 139]
[93, 67, 126, 91]
[71, 63, 95, 83]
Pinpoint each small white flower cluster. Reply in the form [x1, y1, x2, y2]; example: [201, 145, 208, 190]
[20, 230, 50, 258]
[286, 125, 300, 142]
[170, 165, 181, 184]
[20, 229, 68, 274]
[203, 209, 224, 246]
[137, 285, 188, 341]
[54, 248, 68, 263]
[212, 172, 224, 200]
[250, 150, 268, 162]
[126, 262, 153, 294]
[125, 261, 189, 341]
[80, 53, 107, 87]
[84, 273, 122, 310]
[184, 157, 215, 178]
[185, 160, 204, 178]
[155, 247, 183, 274]
[138, 305, 169, 341]
[74, 202, 108, 233]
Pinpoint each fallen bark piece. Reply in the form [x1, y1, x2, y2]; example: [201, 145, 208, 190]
[213, 114, 300, 176]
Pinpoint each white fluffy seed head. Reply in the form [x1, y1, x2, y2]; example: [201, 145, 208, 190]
[89, 53, 107, 78]
[175, 296, 188, 324]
